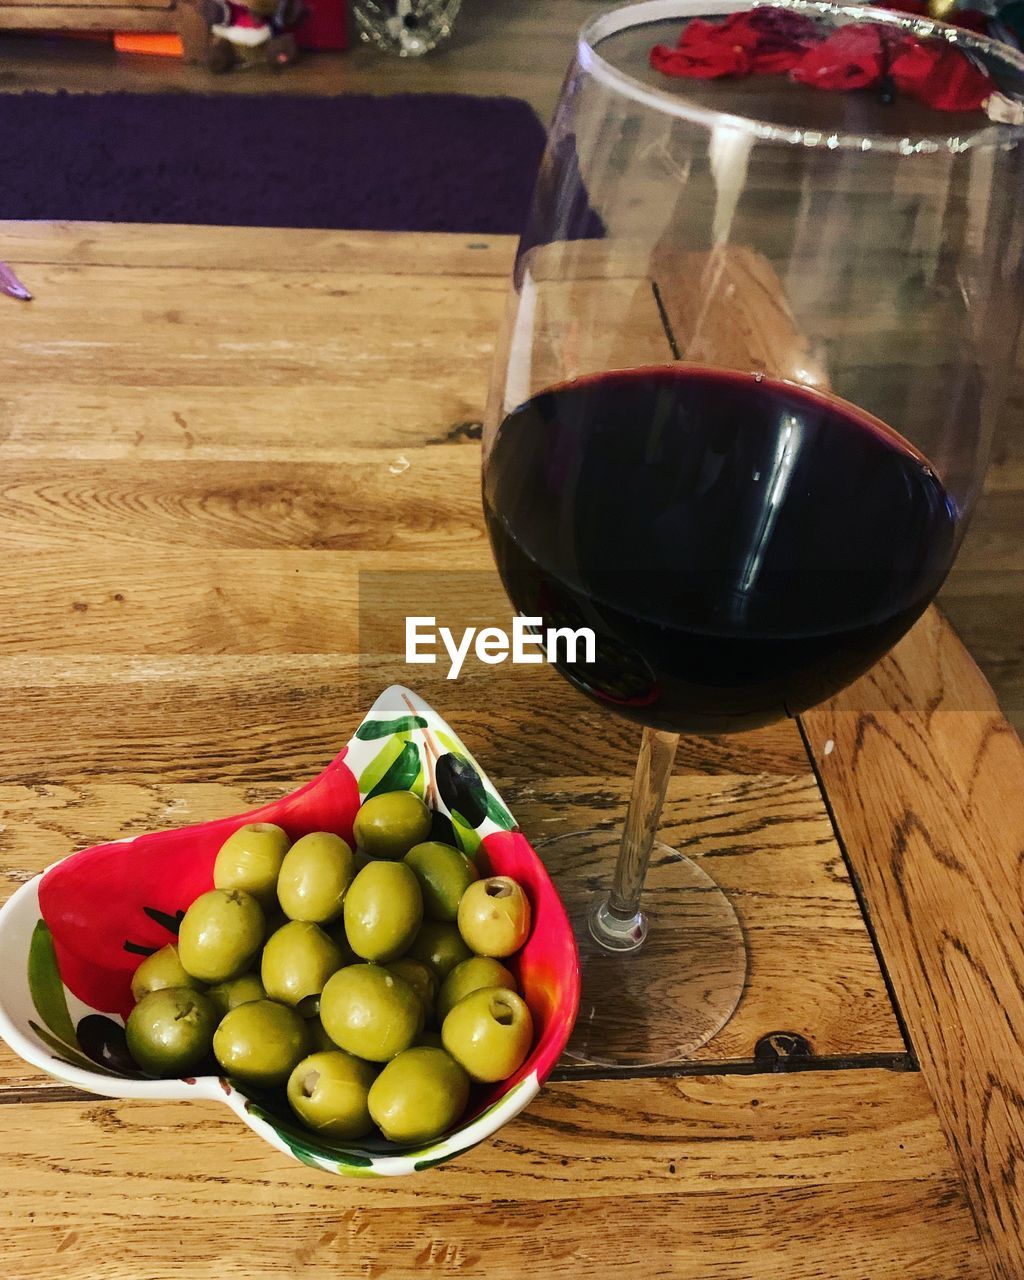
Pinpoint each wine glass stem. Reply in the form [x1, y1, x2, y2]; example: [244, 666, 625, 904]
[589, 727, 680, 953]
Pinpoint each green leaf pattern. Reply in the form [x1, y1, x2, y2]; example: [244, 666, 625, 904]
[355, 715, 428, 741]
[484, 792, 516, 832]
[364, 741, 420, 800]
[28, 920, 77, 1045]
[357, 734, 409, 794]
[346, 691, 518, 840]
[448, 808, 482, 857]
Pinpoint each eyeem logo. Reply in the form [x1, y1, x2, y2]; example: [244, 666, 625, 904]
[406, 616, 596, 681]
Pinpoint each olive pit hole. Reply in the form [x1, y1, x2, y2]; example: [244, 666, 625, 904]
[485, 880, 513, 899]
[302, 1070, 320, 1098]
[489, 997, 515, 1026]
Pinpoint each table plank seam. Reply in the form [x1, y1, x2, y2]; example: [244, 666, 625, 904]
[3, 1051, 918, 1107]
[651, 279, 683, 361]
[551, 1051, 915, 1083]
[796, 715, 920, 1068]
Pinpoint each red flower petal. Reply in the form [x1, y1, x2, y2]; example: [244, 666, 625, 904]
[651, 8, 818, 80]
[649, 5, 993, 115]
[790, 24, 885, 90]
[748, 13, 818, 73]
[891, 37, 992, 111]
[750, 47, 809, 74]
[694, 12, 762, 49]
[651, 36, 752, 80]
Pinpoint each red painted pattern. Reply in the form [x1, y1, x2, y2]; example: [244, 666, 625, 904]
[473, 830, 581, 1103]
[38, 750, 360, 1020]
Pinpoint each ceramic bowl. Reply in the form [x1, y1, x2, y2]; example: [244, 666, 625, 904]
[0, 686, 580, 1176]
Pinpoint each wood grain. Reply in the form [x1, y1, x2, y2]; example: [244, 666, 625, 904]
[0, 264, 508, 384]
[803, 609, 1024, 1280]
[0, 549, 483, 654]
[0, 456, 488, 551]
[0, 220, 1013, 1279]
[0, 1073, 988, 1280]
[0, 259, 509, 460]
[0, 652, 812, 786]
[0, 222, 518, 275]
[0, 385, 490, 458]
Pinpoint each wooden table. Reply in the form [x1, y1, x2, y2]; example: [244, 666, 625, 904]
[0, 220, 1022, 1280]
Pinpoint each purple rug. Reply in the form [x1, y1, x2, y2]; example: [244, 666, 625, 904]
[0, 91, 547, 233]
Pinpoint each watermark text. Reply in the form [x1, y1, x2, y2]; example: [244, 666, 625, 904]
[406, 615, 595, 680]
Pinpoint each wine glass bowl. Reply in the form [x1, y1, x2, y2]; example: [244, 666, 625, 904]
[483, 0, 1024, 1065]
[485, 363, 962, 736]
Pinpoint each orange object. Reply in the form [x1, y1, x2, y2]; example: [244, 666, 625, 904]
[114, 32, 184, 56]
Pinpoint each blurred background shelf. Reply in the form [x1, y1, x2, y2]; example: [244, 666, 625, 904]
[0, 0, 207, 61]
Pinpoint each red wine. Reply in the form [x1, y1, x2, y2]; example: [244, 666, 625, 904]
[483, 366, 958, 734]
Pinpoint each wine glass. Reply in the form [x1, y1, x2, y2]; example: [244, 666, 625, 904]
[482, 0, 1024, 1066]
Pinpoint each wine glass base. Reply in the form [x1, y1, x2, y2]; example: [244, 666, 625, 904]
[536, 830, 747, 1068]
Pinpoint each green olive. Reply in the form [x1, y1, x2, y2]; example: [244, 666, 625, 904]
[287, 1050, 378, 1140]
[206, 972, 266, 1018]
[178, 888, 265, 983]
[130, 944, 205, 1004]
[353, 791, 431, 860]
[213, 822, 290, 909]
[126, 987, 218, 1077]
[437, 956, 517, 1023]
[276, 831, 355, 924]
[260, 920, 345, 1009]
[405, 920, 472, 982]
[441, 987, 533, 1083]
[319, 964, 421, 1062]
[457, 877, 531, 958]
[403, 842, 478, 922]
[212, 999, 310, 1087]
[367, 1046, 470, 1143]
[385, 958, 438, 1018]
[343, 861, 423, 963]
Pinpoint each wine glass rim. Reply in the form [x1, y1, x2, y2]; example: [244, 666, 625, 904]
[578, 0, 1024, 155]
